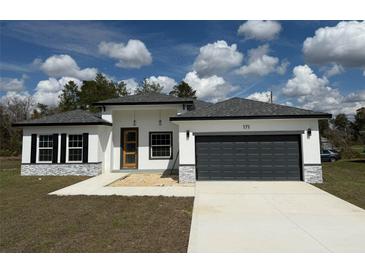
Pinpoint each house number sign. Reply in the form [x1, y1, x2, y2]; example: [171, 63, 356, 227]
[242, 124, 250, 129]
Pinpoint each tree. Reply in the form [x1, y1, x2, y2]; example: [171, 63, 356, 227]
[169, 81, 197, 99]
[333, 114, 350, 132]
[319, 119, 330, 137]
[116, 81, 128, 97]
[31, 103, 58, 119]
[135, 79, 163, 95]
[59, 81, 80, 112]
[354, 107, 365, 143]
[79, 73, 129, 112]
[0, 96, 34, 156]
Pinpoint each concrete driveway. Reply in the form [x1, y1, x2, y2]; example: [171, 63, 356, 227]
[188, 181, 365, 252]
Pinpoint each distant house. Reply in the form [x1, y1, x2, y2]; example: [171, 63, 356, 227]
[13, 93, 331, 184]
[320, 137, 335, 150]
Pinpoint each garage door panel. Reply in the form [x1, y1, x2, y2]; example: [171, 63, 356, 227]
[195, 135, 302, 181]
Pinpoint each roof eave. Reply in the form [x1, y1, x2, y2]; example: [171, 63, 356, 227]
[93, 100, 194, 106]
[170, 114, 332, 121]
[12, 122, 113, 127]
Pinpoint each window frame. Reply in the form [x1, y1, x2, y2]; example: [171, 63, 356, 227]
[149, 131, 173, 160]
[66, 134, 83, 163]
[38, 134, 53, 163]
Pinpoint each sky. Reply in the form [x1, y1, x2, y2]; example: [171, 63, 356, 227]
[0, 20, 364, 116]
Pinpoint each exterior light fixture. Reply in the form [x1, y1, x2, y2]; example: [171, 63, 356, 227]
[133, 111, 136, 126]
[186, 130, 190, 139]
[307, 128, 312, 137]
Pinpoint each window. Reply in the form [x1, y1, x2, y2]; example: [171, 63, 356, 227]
[68, 135, 83, 162]
[39, 135, 53, 162]
[150, 132, 172, 159]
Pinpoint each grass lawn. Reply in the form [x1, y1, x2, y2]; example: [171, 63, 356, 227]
[315, 159, 365, 209]
[351, 144, 365, 156]
[0, 158, 193, 252]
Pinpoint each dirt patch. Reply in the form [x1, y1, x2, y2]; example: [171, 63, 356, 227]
[110, 173, 179, 187]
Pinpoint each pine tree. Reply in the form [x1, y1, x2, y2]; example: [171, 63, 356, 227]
[169, 81, 197, 99]
[59, 81, 80, 111]
[135, 79, 163, 95]
[79, 73, 129, 112]
[116, 81, 128, 97]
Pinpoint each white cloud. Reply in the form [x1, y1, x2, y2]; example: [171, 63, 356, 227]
[246, 91, 275, 103]
[0, 91, 31, 104]
[303, 21, 365, 70]
[184, 71, 236, 102]
[146, 76, 177, 94]
[33, 77, 82, 106]
[236, 44, 288, 76]
[122, 78, 138, 94]
[99, 40, 152, 69]
[277, 60, 290, 75]
[283, 65, 330, 97]
[0, 77, 25, 93]
[324, 64, 345, 78]
[283, 65, 364, 115]
[344, 90, 365, 103]
[193, 40, 243, 76]
[41, 55, 97, 80]
[238, 20, 282, 40]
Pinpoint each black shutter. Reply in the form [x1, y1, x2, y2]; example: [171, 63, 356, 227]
[52, 134, 58, 163]
[60, 134, 67, 163]
[82, 133, 89, 163]
[30, 134, 37, 163]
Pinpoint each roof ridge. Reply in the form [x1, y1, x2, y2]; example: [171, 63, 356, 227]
[170, 95, 331, 120]
[13, 109, 112, 127]
[229, 96, 329, 115]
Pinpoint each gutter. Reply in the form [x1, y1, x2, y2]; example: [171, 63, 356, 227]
[12, 122, 113, 127]
[170, 114, 332, 121]
[93, 101, 194, 106]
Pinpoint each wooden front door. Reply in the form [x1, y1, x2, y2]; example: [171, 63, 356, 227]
[121, 128, 138, 169]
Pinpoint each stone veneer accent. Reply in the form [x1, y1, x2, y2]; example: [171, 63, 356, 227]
[179, 165, 196, 184]
[21, 163, 102, 176]
[303, 164, 323, 184]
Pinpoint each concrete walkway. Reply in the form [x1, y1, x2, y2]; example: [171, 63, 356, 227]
[49, 173, 195, 197]
[188, 181, 365, 252]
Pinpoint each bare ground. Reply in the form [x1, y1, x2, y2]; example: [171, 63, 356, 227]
[110, 173, 179, 187]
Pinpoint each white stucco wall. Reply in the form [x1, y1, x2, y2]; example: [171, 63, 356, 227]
[174, 118, 321, 166]
[106, 105, 180, 170]
[21, 125, 111, 169]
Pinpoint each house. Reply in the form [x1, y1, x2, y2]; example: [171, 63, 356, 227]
[13, 93, 332, 184]
[320, 137, 336, 150]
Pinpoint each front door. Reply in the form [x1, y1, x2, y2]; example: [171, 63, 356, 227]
[122, 128, 138, 169]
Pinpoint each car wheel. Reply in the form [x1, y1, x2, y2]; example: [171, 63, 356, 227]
[330, 158, 336, 162]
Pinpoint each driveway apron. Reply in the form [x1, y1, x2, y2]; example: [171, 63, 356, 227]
[188, 181, 365, 252]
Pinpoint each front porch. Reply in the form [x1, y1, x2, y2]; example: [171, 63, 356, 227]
[109, 172, 178, 187]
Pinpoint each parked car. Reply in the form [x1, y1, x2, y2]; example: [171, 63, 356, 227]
[321, 149, 341, 162]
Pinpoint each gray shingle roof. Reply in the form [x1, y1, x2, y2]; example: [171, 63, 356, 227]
[170, 97, 332, 120]
[13, 109, 112, 127]
[191, 99, 213, 110]
[94, 93, 194, 105]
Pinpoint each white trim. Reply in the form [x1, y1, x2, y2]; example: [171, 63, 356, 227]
[150, 132, 172, 159]
[66, 134, 83, 163]
[37, 134, 53, 163]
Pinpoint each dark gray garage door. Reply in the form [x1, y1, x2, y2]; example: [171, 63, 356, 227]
[195, 135, 302, 181]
